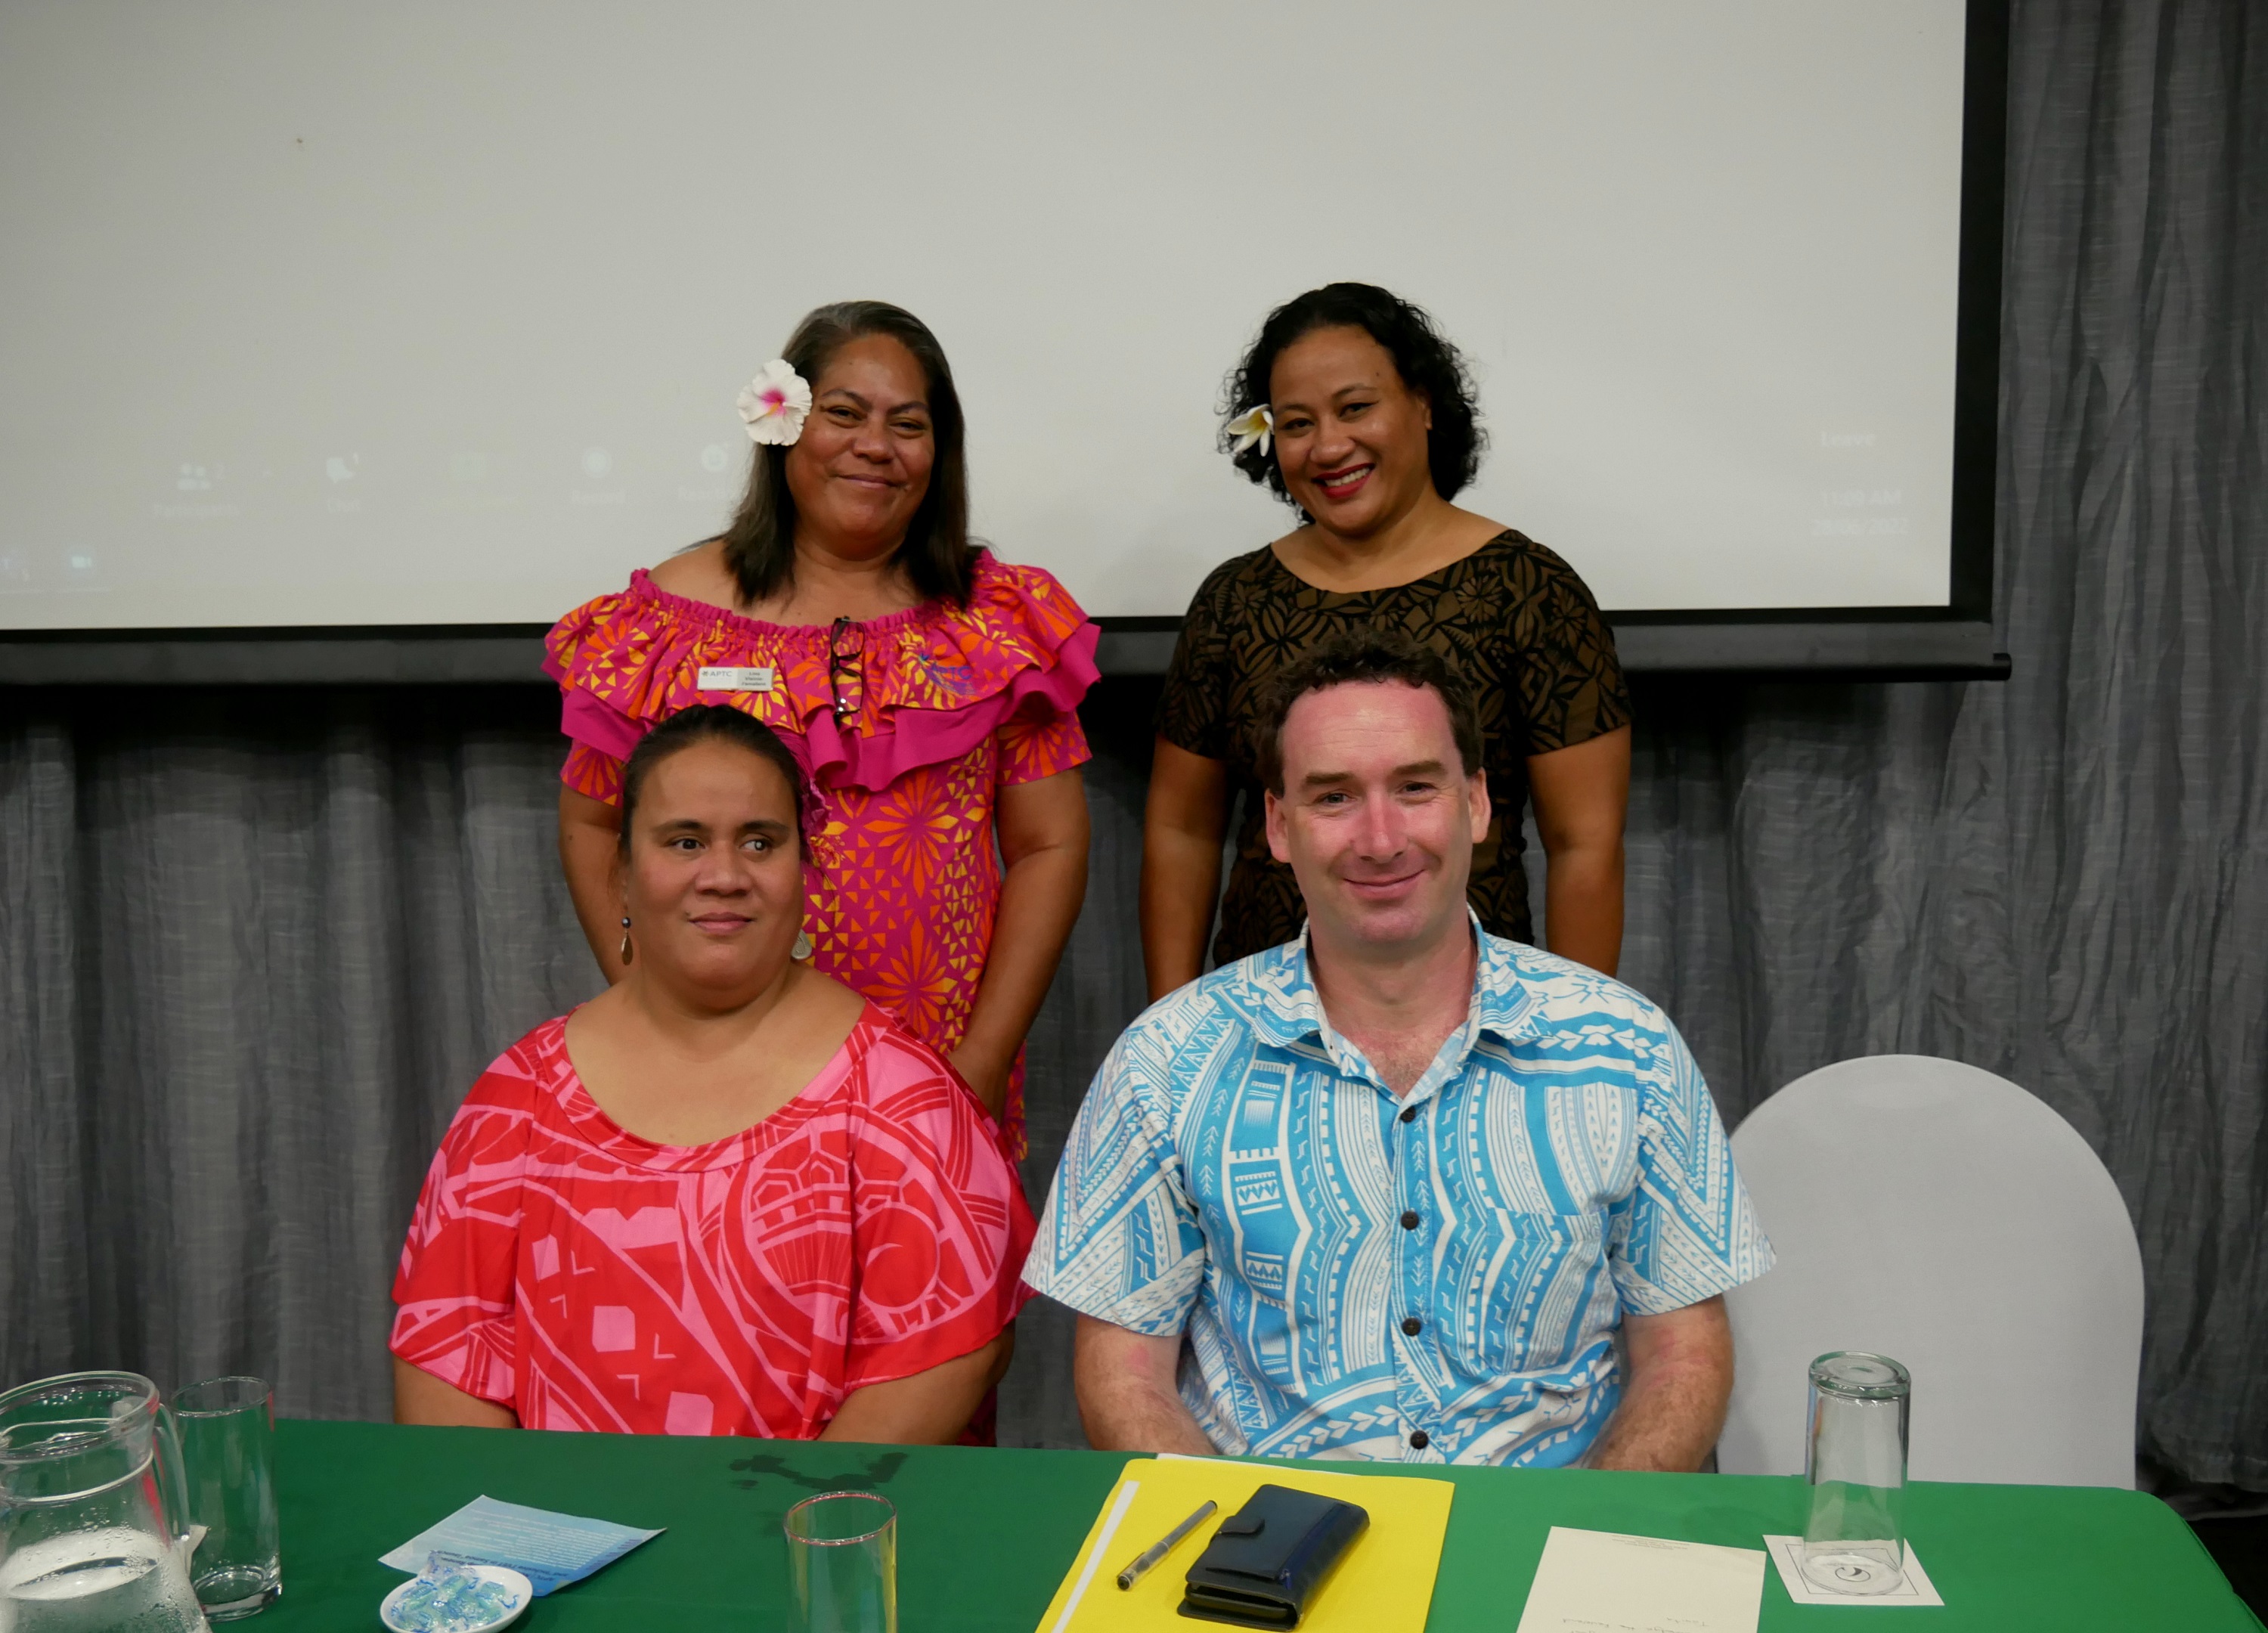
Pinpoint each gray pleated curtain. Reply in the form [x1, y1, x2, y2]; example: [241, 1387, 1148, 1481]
[3, 0, 2263, 1486]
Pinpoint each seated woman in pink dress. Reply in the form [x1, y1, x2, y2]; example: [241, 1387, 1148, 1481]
[548, 299, 1098, 1162]
[392, 705, 1033, 1441]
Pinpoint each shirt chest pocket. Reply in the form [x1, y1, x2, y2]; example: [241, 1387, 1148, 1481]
[1436, 1204, 1611, 1375]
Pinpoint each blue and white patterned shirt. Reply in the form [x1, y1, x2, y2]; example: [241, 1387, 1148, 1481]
[1025, 921, 1773, 1467]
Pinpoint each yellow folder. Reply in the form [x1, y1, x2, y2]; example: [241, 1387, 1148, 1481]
[1033, 1455, 1455, 1633]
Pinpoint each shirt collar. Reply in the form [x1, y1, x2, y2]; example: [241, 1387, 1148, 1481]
[1238, 909, 1548, 1068]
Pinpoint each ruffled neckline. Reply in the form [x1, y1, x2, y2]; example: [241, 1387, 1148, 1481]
[544, 548, 1100, 794]
[620, 567, 965, 646]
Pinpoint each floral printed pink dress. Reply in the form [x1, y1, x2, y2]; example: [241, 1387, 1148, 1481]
[544, 550, 1100, 1160]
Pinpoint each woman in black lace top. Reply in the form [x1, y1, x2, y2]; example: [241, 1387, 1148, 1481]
[1142, 283, 1633, 997]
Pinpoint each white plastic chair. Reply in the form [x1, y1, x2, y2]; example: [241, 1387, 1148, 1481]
[1715, 1055, 2143, 1487]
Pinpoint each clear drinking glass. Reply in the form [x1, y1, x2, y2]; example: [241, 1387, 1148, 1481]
[1801, 1350, 1910, 1595]
[783, 1492, 896, 1633]
[174, 1375, 281, 1619]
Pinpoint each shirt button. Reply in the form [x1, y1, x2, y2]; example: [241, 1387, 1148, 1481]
[1399, 1105, 1418, 1124]
[1399, 1210, 1420, 1230]
[1409, 1430, 1431, 1450]
[1402, 1316, 1423, 1337]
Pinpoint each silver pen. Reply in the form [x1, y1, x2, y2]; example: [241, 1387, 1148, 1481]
[1116, 1499, 1219, 1591]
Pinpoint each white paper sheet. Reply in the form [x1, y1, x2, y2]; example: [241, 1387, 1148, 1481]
[1514, 1526, 1766, 1633]
[1762, 1536, 1945, 1607]
[379, 1495, 662, 1596]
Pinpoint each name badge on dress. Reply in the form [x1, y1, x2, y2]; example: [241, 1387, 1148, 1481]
[696, 666, 775, 693]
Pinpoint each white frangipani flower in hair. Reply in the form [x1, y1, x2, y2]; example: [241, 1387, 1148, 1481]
[736, 359, 813, 445]
[1227, 404, 1272, 458]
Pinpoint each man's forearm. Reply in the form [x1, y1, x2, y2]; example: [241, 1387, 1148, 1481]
[1074, 1315, 1219, 1454]
[1586, 1299, 1734, 1473]
[1080, 1384, 1218, 1455]
[1586, 1360, 1726, 1471]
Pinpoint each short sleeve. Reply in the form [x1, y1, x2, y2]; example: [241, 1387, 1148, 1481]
[1604, 1018, 1774, 1314]
[996, 708, 1092, 786]
[562, 742, 625, 804]
[1021, 1033, 1210, 1334]
[1507, 544, 1634, 755]
[388, 1085, 534, 1405]
[1156, 565, 1235, 761]
[839, 1026, 1038, 1390]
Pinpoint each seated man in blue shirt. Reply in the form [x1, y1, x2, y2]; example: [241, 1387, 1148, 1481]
[1024, 629, 1774, 1468]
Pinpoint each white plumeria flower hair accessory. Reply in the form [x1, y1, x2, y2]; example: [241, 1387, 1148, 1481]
[1227, 404, 1273, 458]
[737, 359, 813, 445]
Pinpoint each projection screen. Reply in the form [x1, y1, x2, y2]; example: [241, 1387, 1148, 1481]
[0, 1, 2002, 673]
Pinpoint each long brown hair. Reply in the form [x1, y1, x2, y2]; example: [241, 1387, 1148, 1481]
[714, 300, 975, 606]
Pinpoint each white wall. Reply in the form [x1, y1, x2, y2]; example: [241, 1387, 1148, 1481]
[0, 1, 1965, 628]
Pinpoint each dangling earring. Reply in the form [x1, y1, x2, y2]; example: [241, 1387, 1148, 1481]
[792, 924, 813, 962]
[618, 915, 634, 966]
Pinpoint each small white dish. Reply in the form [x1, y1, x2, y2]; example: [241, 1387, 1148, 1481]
[380, 1563, 534, 1632]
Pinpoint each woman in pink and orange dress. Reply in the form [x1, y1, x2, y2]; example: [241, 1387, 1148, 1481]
[548, 301, 1097, 1161]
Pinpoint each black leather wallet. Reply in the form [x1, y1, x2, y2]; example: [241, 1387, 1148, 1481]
[1176, 1483, 1371, 1628]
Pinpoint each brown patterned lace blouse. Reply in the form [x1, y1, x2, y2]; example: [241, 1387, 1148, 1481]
[1157, 528, 1632, 968]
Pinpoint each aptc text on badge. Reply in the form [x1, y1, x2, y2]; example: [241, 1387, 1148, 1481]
[696, 666, 775, 693]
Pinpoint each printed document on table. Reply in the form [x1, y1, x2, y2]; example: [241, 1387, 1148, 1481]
[1514, 1526, 1766, 1633]
[380, 1494, 662, 1596]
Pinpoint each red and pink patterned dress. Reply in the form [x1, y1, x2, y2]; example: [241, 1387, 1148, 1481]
[544, 550, 1101, 1160]
[389, 1006, 1035, 1437]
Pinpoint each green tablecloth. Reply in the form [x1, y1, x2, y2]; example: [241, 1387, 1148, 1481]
[259, 1419, 2254, 1631]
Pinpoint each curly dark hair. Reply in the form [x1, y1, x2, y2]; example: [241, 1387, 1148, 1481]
[1251, 628, 1483, 796]
[714, 300, 974, 607]
[1220, 282, 1486, 511]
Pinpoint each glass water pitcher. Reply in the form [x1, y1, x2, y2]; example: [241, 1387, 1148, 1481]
[0, 1371, 209, 1631]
